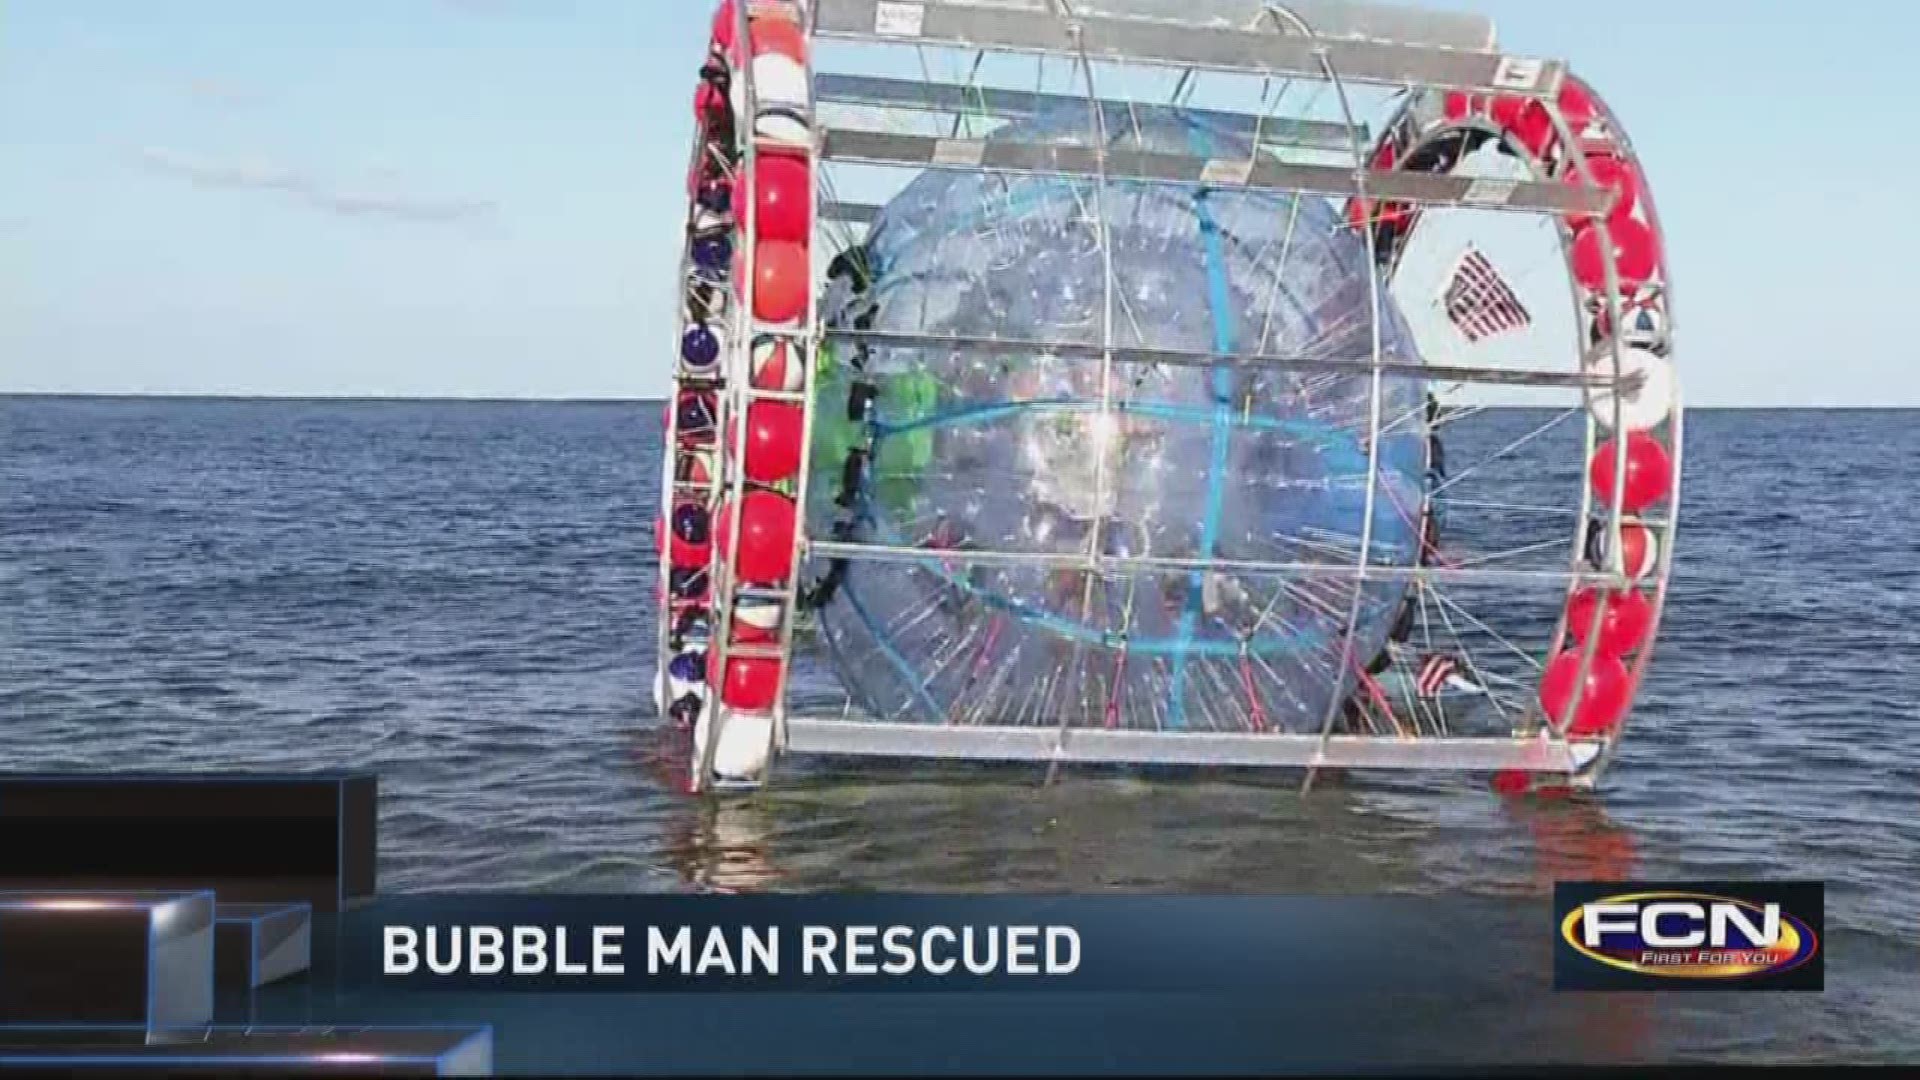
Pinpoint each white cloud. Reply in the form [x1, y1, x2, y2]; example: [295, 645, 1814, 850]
[181, 77, 259, 108]
[133, 146, 495, 223]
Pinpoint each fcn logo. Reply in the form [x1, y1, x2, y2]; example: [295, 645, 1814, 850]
[1553, 882, 1823, 991]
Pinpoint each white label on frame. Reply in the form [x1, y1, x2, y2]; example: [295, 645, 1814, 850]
[1199, 158, 1255, 185]
[1491, 56, 1544, 91]
[875, 1, 926, 36]
[1461, 177, 1519, 205]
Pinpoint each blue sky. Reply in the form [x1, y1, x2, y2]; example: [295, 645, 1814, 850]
[1, 1, 1908, 405]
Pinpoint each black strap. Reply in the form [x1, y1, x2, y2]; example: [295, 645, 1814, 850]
[800, 243, 880, 612]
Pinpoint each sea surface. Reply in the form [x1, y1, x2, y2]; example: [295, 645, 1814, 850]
[2, 395, 1916, 1065]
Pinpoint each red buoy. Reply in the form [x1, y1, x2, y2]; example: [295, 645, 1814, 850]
[1539, 648, 1632, 736]
[1566, 586, 1654, 657]
[1589, 432, 1672, 513]
[1443, 91, 1483, 121]
[711, 0, 738, 50]
[1490, 95, 1554, 155]
[693, 80, 727, 126]
[717, 655, 782, 711]
[1490, 769, 1533, 796]
[716, 490, 797, 584]
[1572, 216, 1658, 293]
[1557, 78, 1598, 138]
[1564, 153, 1640, 227]
[738, 240, 809, 325]
[748, 14, 807, 61]
[670, 535, 711, 569]
[743, 400, 805, 483]
[748, 153, 811, 243]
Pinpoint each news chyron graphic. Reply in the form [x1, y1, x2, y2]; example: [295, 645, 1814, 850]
[1554, 882, 1824, 991]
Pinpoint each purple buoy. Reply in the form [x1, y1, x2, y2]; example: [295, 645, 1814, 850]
[672, 501, 711, 544]
[681, 323, 721, 369]
[669, 650, 707, 683]
[691, 234, 732, 275]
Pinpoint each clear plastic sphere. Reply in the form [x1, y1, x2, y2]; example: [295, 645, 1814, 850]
[806, 108, 1428, 733]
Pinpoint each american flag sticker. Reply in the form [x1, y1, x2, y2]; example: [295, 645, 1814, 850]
[1444, 247, 1532, 343]
[1416, 654, 1459, 698]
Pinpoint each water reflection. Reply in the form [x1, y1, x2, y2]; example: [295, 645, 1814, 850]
[644, 716, 1656, 903]
[641, 741, 1664, 1063]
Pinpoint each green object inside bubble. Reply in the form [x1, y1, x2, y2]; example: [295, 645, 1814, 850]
[811, 342, 939, 513]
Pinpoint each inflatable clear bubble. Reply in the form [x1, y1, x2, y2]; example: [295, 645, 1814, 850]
[805, 108, 1427, 733]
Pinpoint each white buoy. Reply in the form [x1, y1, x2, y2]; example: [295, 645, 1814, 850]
[1584, 343, 1675, 432]
[1588, 290, 1670, 354]
[744, 54, 809, 110]
[669, 672, 706, 704]
[693, 709, 774, 783]
[733, 596, 783, 642]
[752, 106, 812, 149]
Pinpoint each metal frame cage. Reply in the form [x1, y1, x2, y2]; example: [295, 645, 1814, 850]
[656, 0, 1681, 795]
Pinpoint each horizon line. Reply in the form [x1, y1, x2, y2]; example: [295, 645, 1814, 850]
[2, 391, 1916, 411]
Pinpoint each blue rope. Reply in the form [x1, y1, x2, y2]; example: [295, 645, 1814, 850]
[838, 571, 945, 722]
[1167, 119, 1237, 730]
[871, 395, 1366, 472]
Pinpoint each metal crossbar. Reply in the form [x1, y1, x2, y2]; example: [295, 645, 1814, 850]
[814, 72, 1366, 152]
[819, 128, 1613, 216]
[824, 329, 1632, 389]
[812, 1, 1551, 96]
[783, 717, 1603, 772]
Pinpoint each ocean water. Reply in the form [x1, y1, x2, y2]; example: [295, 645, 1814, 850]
[2, 395, 1916, 1064]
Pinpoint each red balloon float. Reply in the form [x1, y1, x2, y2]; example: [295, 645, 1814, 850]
[1589, 432, 1672, 513]
[1490, 94, 1554, 155]
[1490, 769, 1533, 795]
[1557, 79, 1597, 137]
[748, 153, 811, 243]
[743, 400, 805, 483]
[1572, 215, 1658, 293]
[693, 80, 727, 125]
[1566, 586, 1654, 656]
[711, 0, 738, 50]
[1539, 648, 1632, 736]
[1564, 153, 1640, 227]
[718, 655, 782, 711]
[748, 15, 808, 61]
[738, 240, 809, 324]
[716, 490, 797, 584]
